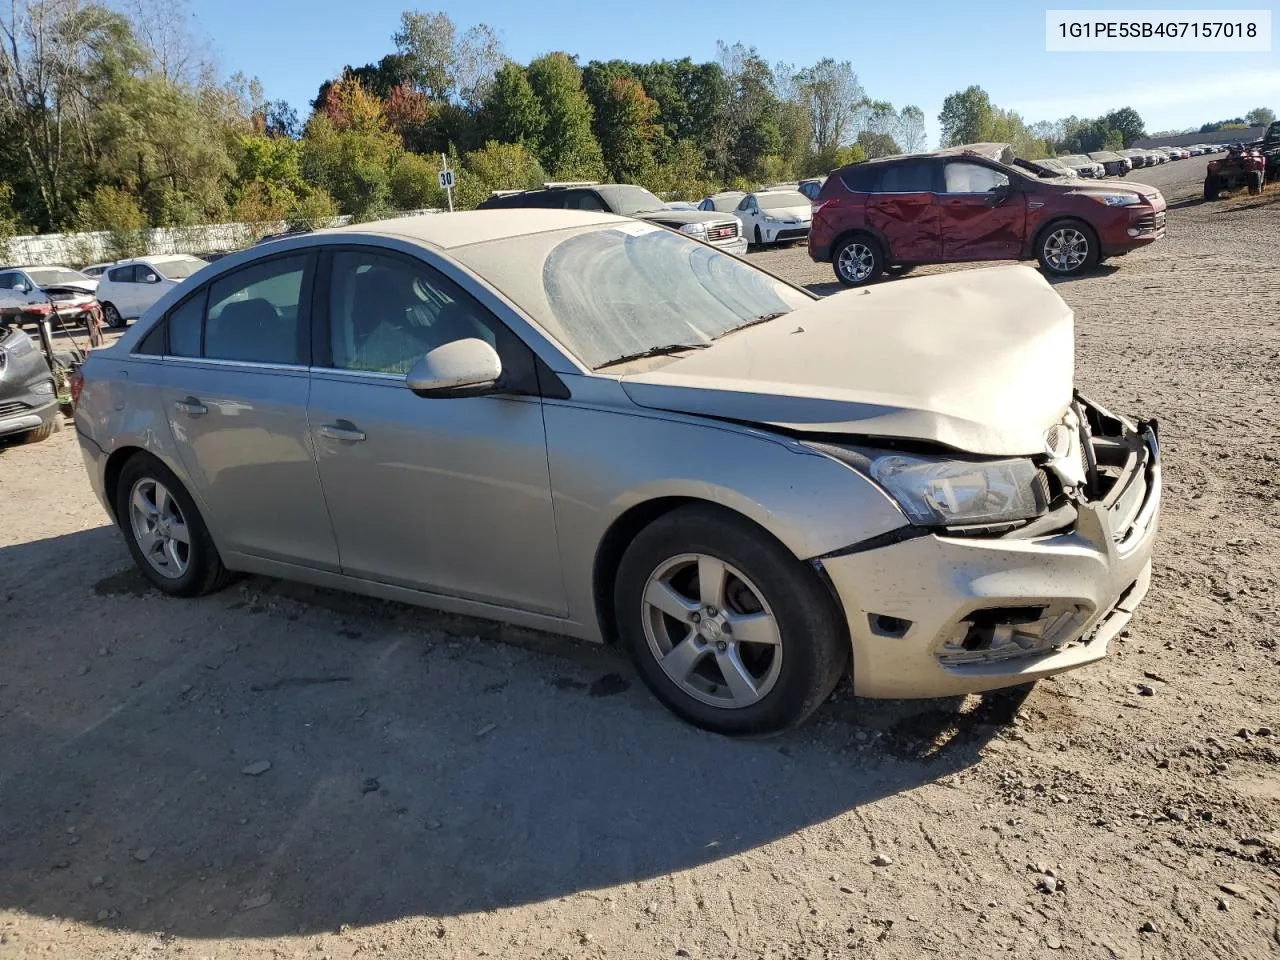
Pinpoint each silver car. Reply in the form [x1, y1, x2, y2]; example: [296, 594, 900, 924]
[74, 210, 1162, 734]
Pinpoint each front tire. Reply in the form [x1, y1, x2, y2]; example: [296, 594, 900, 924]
[1249, 171, 1264, 195]
[832, 235, 883, 287]
[102, 302, 124, 328]
[614, 505, 848, 736]
[753, 225, 764, 248]
[1203, 178, 1218, 201]
[114, 454, 233, 597]
[1036, 220, 1099, 277]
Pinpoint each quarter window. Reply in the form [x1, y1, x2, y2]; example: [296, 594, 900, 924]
[167, 292, 205, 358]
[203, 254, 308, 365]
[943, 162, 1010, 194]
[326, 250, 503, 376]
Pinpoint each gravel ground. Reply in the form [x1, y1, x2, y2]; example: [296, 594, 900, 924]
[2, 155, 1278, 960]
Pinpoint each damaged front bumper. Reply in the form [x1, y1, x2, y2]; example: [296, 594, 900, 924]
[816, 410, 1161, 699]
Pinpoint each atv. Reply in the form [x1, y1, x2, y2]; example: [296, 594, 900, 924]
[1260, 121, 1280, 184]
[1204, 143, 1266, 200]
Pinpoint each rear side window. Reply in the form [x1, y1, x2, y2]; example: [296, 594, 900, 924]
[204, 255, 309, 365]
[873, 162, 934, 193]
[838, 165, 879, 192]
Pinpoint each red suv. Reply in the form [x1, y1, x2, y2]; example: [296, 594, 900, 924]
[809, 143, 1166, 286]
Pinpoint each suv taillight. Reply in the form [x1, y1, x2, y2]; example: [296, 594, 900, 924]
[69, 369, 85, 405]
[812, 198, 840, 216]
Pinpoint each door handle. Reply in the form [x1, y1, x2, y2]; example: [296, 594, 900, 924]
[173, 397, 207, 417]
[320, 422, 366, 442]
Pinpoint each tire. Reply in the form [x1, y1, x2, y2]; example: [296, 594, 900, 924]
[614, 504, 848, 736]
[113, 453, 234, 598]
[1248, 171, 1264, 195]
[102, 302, 124, 328]
[1203, 178, 1217, 201]
[753, 225, 764, 248]
[1036, 219, 1099, 277]
[832, 235, 883, 287]
[14, 418, 58, 444]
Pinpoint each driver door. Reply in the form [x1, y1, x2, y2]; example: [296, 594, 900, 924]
[938, 161, 1026, 261]
[307, 247, 567, 616]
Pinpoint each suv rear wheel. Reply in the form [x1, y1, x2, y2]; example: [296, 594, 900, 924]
[1036, 220, 1099, 277]
[833, 236, 882, 287]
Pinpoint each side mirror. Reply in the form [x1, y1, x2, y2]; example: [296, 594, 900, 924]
[13, 282, 27, 293]
[406, 338, 502, 398]
[986, 183, 1012, 207]
[143, 273, 158, 283]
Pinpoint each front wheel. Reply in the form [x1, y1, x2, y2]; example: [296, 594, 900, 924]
[1248, 171, 1264, 195]
[1036, 220, 1099, 277]
[101, 302, 125, 328]
[1203, 178, 1218, 201]
[832, 236, 882, 287]
[614, 505, 848, 736]
[114, 454, 234, 597]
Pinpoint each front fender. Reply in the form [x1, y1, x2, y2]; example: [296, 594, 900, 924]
[543, 396, 907, 638]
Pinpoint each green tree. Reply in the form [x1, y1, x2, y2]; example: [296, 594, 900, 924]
[286, 187, 339, 229]
[856, 130, 900, 158]
[1245, 106, 1275, 127]
[1102, 107, 1145, 147]
[526, 52, 604, 178]
[389, 152, 444, 209]
[594, 75, 664, 183]
[453, 140, 546, 209]
[938, 85, 994, 146]
[77, 185, 147, 259]
[478, 63, 546, 148]
[898, 105, 927, 153]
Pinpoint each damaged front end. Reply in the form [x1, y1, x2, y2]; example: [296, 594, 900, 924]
[806, 395, 1161, 699]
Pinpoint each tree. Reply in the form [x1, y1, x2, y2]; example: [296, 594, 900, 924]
[796, 58, 865, 154]
[1103, 107, 1145, 147]
[526, 52, 604, 178]
[77, 184, 147, 258]
[389, 152, 443, 209]
[594, 75, 663, 183]
[856, 130, 900, 158]
[715, 43, 782, 180]
[393, 10, 456, 100]
[478, 62, 546, 148]
[453, 140, 545, 209]
[1245, 106, 1275, 127]
[938, 85, 994, 146]
[898, 105, 927, 153]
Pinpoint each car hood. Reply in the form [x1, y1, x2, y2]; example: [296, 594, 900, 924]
[760, 205, 811, 221]
[635, 209, 734, 227]
[618, 265, 1074, 457]
[1069, 179, 1162, 201]
[39, 279, 97, 295]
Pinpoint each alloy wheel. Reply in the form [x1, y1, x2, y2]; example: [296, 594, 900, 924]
[641, 553, 783, 709]
[128, 477, 191, 579]
[103, 303, 123, 328]
[1043, 228, 1089, 273]
[837, 242, 876, 283]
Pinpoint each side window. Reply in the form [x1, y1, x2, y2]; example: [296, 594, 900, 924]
[698, 199, 711, 211]
[107, 265, 136, 283]
[167, 291, 205, 357]
[735, 197, 750, 212]
[0, 273, 14, 289]
[138, 265, 160, 283]
[873, 162, 934, 194]
[840, 165, 878, 192]
[204, 254, 308, 365]
[943, 162, 1010, 194]
[326, 250, 511, 377]
[566, 190, 608, 211]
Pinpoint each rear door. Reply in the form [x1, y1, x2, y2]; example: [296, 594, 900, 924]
[307, 246, 566, 614]
[865, 160, 940, 261]
[155, 250, 341, 569]
[937, 161, 1026, 262]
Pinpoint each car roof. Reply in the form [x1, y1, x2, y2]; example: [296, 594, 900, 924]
[321, 209, 628, 250]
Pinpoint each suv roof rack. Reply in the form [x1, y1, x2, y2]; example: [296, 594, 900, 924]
[542, 181, 599, 189]
[489, 189, 524, 197]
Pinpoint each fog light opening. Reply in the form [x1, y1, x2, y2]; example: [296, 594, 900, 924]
[868, 613, 913, 638]
[938, 605, 1085, 666]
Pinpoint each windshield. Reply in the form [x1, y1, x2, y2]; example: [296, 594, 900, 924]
[452, 223, 811, 369]
[710, 194, 743, 211]
[601, 185, 668, 216]
[26, 267, 89, 286]
[757, 191, 809, 210]
[154, 257, 206, 279]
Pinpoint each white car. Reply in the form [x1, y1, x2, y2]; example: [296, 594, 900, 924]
[95, 255, 207, 328]
[735, 190, 813, 247]
[0, 265, 100, 327]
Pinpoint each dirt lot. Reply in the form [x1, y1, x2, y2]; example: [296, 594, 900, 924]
[2, 156, 1278, 960]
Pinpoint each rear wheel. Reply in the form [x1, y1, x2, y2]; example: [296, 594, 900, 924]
[1036, 220, 1099, 277]
[833, 235, 882, 287]
[101, 302, 124, 328]
[614, 505, 848, 736]
[114, 454, 234, 597]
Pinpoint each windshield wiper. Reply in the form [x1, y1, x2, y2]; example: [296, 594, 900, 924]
[597, 342, 710, 368]
[715, 311, 789, 339]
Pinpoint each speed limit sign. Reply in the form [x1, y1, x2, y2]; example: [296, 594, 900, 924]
[438, 169, 455, 189]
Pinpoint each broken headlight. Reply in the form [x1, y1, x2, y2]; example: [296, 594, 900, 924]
[869, 454, 1044, 527]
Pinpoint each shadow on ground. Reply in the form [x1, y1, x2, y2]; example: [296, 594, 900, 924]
[0, 528, 1022, 939]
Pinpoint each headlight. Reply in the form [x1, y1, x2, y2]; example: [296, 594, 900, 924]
[763, 215, 779, 222]
[678, 223, 708, 238]
[869, 453, 1044, 526]
[1091, 194, 1141, 207]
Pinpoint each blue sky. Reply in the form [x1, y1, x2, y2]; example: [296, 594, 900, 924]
[194, 0, 1279, 142]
